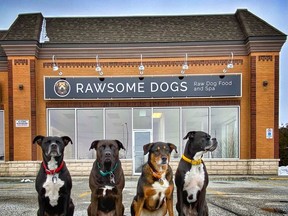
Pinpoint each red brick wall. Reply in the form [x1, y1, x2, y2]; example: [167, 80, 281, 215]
[0, 53, 280, 161]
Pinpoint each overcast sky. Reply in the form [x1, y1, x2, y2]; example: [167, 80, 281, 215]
[1, 0, 287, 125]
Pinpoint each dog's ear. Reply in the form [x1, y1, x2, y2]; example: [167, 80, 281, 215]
[61, 136, 73, 146]
[183, 131, 196, 140]
[143, 143, 154, 155]
[33, 135, 45, 146]
[168, 143, 178, 153]
[115, 140, 126, 151]
[89, 140, 99, 151]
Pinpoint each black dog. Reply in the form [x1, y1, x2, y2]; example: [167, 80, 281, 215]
[33, 135, 74, 216]
[175, 131, 217, 216]
[87, 140, 126, 216]
[131, 142, 177, 216]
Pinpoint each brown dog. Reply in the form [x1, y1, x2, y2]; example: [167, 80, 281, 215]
[87, 139, 126, 216]
[131, 142, 177, 216]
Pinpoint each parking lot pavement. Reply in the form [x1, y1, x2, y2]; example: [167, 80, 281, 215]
[0, 176, 288, 216]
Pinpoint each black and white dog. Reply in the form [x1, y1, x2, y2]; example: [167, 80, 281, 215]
[175, 131, 217, 216]
[33, 135, 74, 216]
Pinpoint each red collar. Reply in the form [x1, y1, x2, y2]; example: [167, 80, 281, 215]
[42, 161, 64, 175]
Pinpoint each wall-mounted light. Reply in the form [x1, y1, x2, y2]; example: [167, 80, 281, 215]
[139, 54, 145, 75]
[263, 80, 268, 87]
[52, 55, 59, 71]
[181, 53, 188, 74]
[18, 84, 24, 90]
[96, 55, 103, 76]
[223, 52, 234, 73]
[52, 55, 63, 75]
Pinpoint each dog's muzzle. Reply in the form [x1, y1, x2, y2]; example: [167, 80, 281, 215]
[47, 143, 61, 157]
[161, 156, 168, 164]
[205, 138, 218, 152]
[103, 150, 113, 163]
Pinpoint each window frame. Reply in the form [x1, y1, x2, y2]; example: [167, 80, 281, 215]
[47, 105, 240, 160]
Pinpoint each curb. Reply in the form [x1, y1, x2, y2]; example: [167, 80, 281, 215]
[1, 175, 288, 182]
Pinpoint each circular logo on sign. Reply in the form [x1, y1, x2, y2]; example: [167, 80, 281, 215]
[54, 79, 71, 97]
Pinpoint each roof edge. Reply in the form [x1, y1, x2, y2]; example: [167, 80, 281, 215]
[2, 13, 43, 41]
[235, 9, 286, 37]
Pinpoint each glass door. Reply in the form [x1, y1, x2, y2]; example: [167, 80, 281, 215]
[133, 130, 152, 174]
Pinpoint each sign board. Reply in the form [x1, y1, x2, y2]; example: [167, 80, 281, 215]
[44, 74, 242, 100]
[266, 128, 273, 139]
[16, 120, 29, 127]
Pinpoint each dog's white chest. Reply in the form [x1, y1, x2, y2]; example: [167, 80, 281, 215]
[183, 164, 205, 203]
[151, 175, 169, 208]
[100, 185, 114, 196]
[43, 174, 64, 206]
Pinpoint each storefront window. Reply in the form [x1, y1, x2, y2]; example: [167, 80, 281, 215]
[48, 109, 75, 159]
[181, 107, 209, 157]
[47, 106, 239, 160]
[133, 108, 152, 129]
[211, 107, 239, 158]
[105, 109, 132, 159]
[153, 108, 180, 159]
[181, 107, 239, 158]
[182, 107, 209, 134]
[0, 111, 4, 161]
[77, 109, 103, 159]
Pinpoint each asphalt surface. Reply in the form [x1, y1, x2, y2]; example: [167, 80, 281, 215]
[0, 176, 288, 216]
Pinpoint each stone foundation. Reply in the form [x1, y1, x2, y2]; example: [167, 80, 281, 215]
[0, 159, 279, 177]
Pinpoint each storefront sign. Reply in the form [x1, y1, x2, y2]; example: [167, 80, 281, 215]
[44, 74, 241, 100]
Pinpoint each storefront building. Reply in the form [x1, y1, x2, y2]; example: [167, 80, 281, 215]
[0, 9, 286, 176]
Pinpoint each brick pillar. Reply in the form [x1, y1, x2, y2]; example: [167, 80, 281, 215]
[253, 54, 277, 159]
[250, 56, 256, 159]
[8, 57, 36, 161]
[274, 55, 279, 159]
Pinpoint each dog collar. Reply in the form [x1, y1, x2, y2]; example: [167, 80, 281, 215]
[42, 161, 64, 175]
[148, 162, 166, 184]
[97, 162, 118, 177]
[150, 167, 165, 180]
[182, 154, 202, 165]
[149, 166, 166, 185]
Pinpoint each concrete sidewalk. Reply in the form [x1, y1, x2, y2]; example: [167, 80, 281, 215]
[0, 175, 287, 215]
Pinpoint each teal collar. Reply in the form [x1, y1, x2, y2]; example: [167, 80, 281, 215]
[97, 162, 118, 177]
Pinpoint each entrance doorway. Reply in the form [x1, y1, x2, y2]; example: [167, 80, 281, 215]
[133, 130, 152, 174]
